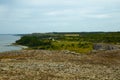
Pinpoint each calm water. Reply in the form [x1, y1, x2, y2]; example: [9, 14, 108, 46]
[0, 34, 22, 52]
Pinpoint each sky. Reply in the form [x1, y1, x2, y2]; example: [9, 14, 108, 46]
[0, 0, 120, 34]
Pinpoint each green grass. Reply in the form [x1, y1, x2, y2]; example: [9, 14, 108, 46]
[49, 41, 93, 53]
[16, 32, 120, 53]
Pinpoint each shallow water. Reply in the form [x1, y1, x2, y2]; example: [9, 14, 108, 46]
[0, 34, 22, 52]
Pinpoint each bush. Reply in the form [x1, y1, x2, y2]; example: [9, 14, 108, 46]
[16, 36, 52, 47]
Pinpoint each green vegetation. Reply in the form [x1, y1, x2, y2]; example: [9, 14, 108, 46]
[16, 32, 120, 53]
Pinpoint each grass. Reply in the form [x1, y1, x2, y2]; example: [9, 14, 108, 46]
[50, 41, 93, 53]
[0, 50, 120, 80]
[15, 32, 120, 53]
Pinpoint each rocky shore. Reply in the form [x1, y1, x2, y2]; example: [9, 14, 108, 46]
[0, 50, 120, 80]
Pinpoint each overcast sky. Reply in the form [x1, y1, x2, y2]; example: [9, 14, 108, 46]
[0, 0, 120, 34]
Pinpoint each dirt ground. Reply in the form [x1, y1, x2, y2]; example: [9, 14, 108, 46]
[0, 50, 120, 80]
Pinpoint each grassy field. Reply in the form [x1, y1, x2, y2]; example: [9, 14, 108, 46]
[0, 32, 120, 80]
[0, 50, 120, 80]
[16, 32, 120, 53]
[51, 41, 93, 53]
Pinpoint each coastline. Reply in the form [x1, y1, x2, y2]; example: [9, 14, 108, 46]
[0, 34, 23, 53]
[11, 43, 28, 49]
[0, 44, 28, 53]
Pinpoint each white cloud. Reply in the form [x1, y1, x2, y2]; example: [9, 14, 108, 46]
[11, 9, 33, 18]
[0, 0, 120, 33]
[22, 0, 120, 6]
[45, 8, 93, 15]
[0, 5, 8, 18]
[44, 8, 111, 19]
[86, 14, 111, 19]
[16, 0, 58, 6]
[0, 5, 8, 13]
[45, 9, 74, 16]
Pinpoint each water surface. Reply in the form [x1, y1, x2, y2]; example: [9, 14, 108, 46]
[0, 34, 22, 52]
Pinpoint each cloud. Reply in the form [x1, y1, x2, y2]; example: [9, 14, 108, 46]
[44, 7, 111, 19]
[0, 5, 7, 12]
[0, 5, 8, 18]
[0, 0, 119, 20]
[0, 0, 120, 33]
[16, 0, 119, 7]
[86, 14, 111, 19]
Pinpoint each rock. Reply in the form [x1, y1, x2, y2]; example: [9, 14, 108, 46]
[93, 43, 119, 51]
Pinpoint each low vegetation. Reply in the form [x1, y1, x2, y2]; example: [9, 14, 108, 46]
[1, 32, 120, 80]
[16, 32, 120, 53]
[0, 50, 120, 80]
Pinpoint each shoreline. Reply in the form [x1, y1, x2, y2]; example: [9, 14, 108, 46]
[0, 44, 28, 53]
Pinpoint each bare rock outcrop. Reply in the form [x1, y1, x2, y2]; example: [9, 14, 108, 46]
[93, 43, 120, 51]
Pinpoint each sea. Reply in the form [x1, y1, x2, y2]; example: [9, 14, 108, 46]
[0, 34, 22, 52]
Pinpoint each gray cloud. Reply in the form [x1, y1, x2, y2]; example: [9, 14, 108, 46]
[0, 0, 120, 33]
